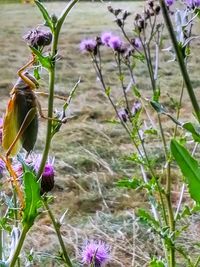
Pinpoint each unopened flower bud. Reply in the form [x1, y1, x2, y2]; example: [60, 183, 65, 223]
[107, 5, 114, 14]
[115, 18, 123, 28]
[155, 5, 161, 14]
[134, 17, 146, 32]
[122, 10, 131, 21]
[114, 8, 122, 16]
[51, 14, 58, 24]
[148, 0, 154, 8]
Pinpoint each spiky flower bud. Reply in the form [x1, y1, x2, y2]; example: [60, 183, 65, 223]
[114, 8, 122, 16]
[24, 28, 52, 48]
[107, 5, 114, 14]
[115, 18, 123, 28]
[122, 10, 131, 21]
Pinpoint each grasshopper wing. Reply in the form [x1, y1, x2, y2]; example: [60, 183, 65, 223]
[2, 95, 22, 156]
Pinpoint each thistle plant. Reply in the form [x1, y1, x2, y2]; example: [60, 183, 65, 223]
[80, 0, 200, 266]
[0, 0, 79, 266]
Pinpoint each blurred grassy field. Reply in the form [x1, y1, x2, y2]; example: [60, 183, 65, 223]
[1, 1, 200, 266]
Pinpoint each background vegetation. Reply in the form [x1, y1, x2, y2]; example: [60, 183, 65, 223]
[1, 1, 200, 266]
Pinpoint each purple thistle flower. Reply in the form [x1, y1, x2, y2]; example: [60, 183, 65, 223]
[131, 101, 142, 116]
[186, 0, 200, 8]
[165, 0, 174, 6]
[0, 117, 3, 144]
[81, 240, 110, 266]
[101, 32, 113, 46]
[0, 159, 5, 178]
[80, 39, 97, 53]
[40, 163, 55, 194]
[131, 38, 142, 49]
[32, 154, 55, 194]
[118, 108, 129, 123]
[108, 36, 122, 51]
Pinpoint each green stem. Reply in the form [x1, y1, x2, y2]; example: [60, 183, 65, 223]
[9, 225, 29, 267]
[43, 199, 73, 267]
[0, 229, 2, 261]
[37, 0, 79, 179]
[36, 1, 78, 266]
[159, 0, 200, 123]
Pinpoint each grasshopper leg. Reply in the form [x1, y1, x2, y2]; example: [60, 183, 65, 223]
[35, 91, 68, 101]
[17, 54, 36, 89]
[35, 98, 66, 123]
[0, 155, 24, 208]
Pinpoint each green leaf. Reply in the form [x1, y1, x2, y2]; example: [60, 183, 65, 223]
[182, 122, 200, 143]
[138, 208, 159, 229]
[29, 46, 52, 70]
[116, 178, 141, 189]
[149, 258, 165, 267]
[144, 128, 158, 135]
[35, 0, 53, 31]
[22, 171, 41, 228]
[56, 0, 79, 34]
[150, 101, 166, 114]
[105, 86, 111, 97]
[132, 86, 141, 98]
[153, 88, 160, 102]
[34, 68, 41, 80]
[171, 139, 200, 202]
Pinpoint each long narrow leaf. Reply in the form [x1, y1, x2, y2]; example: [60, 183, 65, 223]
[171, 139, 200, 202]
[23, 172, 41, 228]
[35, 0, 53, 31]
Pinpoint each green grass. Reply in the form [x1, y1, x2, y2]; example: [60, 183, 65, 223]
[1, 1, 200, 266]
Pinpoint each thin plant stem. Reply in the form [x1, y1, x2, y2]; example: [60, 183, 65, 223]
[43, 199, 73, 267]
[142, 14, 175, 265]
[0, 210, 2, 262]
[9, 225, 29, 267]
[116, 53, 131, 114]
[159, 0, 200, 123]
[91, 53, 146, 161]
[173, 80, 184, 137]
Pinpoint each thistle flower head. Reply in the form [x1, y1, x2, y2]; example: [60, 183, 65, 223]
[24, 28, 52, 48]
[165, 0, 174, 6]
[81, 240, 110, 266]
[108, 36, 122, 51]
[101, 32, 113, 46]
[32, 154, 55, 194]
[0, 117, 3, 144]
[80, 38, 97, 53]
[40, 163, 55, 194]
[131, 101, 142, 116]
[131, 38, 142, 49]
[118, 108, 129, 123]
[0, 159, 5, 178]
[186, 0, 200, 8]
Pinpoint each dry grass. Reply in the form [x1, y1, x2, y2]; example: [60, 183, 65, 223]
[1, 1, 200, 266]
